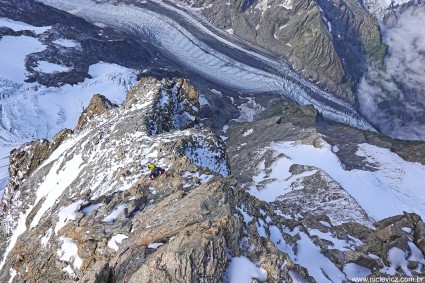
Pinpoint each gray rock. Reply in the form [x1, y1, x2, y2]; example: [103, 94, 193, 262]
[414, 221, 425, 255]
[179, 0, 385, 100]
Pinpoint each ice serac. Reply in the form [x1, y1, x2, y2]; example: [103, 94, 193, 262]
[36, 0, 375, 132]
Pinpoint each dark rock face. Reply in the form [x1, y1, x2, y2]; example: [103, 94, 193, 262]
[178, 0, 385, 101]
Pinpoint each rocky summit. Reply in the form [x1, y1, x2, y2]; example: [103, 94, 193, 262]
[0, 77, 425, 282]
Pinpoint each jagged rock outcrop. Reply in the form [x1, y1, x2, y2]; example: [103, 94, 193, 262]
[124, 77, 201, 135]
[76, 94, 118, 130]
[0, 129, 72, 231]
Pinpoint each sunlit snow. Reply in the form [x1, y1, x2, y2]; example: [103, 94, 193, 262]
[102, 204, 127, 222]
[29, 153, 84, 229]
[34, 61, 71, 73]
[57, 236, 83, 270]
[225, 256, 267, 283]
[253, 141, 425, 221]
[0, 17, 50, 34]
[52, 38, 80, 48]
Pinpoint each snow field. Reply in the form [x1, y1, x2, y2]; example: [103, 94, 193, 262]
[34, 61, 71, 74]
[0, 17, 50, 34]
[0, 18, 138, 186]
[0, 35, 46, 81]
[250, 140, 425, 221]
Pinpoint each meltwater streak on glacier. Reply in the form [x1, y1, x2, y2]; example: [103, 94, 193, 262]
[36, 0, 375, 132]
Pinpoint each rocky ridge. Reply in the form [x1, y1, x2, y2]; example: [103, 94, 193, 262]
[0, 78, 424, 282]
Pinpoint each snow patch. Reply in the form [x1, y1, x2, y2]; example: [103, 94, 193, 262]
[249, 152, 316, 202]
[34, 61, 71, 73]
[225, 256, 267, 283]
[242, 129, 254, 137]
[278, 0, 293, 9]
[81, 203, 102, 215]
[107, 234, 128, 251]
[407, 241, 425, 263]
[0, 35, 46, 82]
[0, 17, 50, 34]
[103, 204, 127, 222]
[30, 153, 84, 229]
[295, 232, 345, 282]
[55, 200, 84, 233]
[8, 268, 16, 283]
[237, 205, 253, 224]
[53, 38, 80, 48]
[199, 95, 209, 106]
[269, 225, 295, 258]
[57, 236, 83, 270]
[343, 263, 372, 279]
[148, 242, 164, 249]
[401, 227, 412, 233]
[270, 141, 425, 221]
[381, 247, 411, 275]
[40, 228, 53, 247]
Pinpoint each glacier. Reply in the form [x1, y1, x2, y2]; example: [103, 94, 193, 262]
[35, 0, 375, 132]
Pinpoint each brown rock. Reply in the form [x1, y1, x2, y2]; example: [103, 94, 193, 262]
[76, 94, 117, 130]
[376, 225, 398, 242]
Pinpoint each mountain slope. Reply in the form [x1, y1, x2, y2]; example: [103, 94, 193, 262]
[178, 0, 386, 101]
[0, 77, 424, 282]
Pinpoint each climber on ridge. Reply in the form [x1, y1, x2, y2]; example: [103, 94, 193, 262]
[147, 163, 165, 180]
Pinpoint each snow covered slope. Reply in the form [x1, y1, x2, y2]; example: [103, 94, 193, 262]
[224, 102, 425, 281]
[249, 141, 425, 222]
[0, 17, 138, 195]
